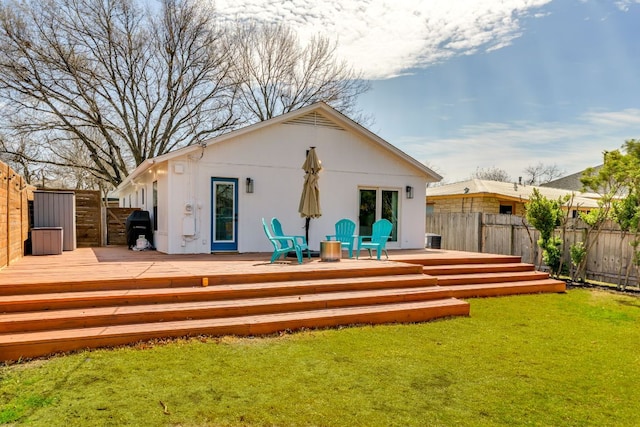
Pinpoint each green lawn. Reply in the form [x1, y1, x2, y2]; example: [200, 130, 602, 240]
[2, 288, 639, 426]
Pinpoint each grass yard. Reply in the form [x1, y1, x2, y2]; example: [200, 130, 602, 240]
[1, 288, 639, 426]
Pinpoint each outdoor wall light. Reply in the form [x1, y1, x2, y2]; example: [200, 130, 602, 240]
[406, 185, 414, 199]
[246, 177, 254, 193]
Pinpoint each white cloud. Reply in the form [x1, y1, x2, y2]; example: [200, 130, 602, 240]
[615, 0, 640, 12]
[210, 0, 552, 79]
[206, 0, 640, 183]
[395, 109, 640, 183]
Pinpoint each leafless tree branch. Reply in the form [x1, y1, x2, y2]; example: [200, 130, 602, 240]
[227, 21, 370, 122]
[0, 0, 238, 187]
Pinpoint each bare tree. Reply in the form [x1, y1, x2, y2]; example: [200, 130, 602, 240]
[0, 134, 43, 184]
[1, 130, 101, 188]
[49, 134, 112, 189]
[0, 0, 238, 188]
[227, 21, 370, 122]
[470, 166, 511, 182]
[523, 162, 564, 185]
[424, 161, 445, 187]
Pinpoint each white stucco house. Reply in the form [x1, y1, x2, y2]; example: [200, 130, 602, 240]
[113, 102, 442, 254]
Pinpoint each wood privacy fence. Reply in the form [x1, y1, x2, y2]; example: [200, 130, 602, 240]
[2, 171, 134, 263]
[106, 208, 139, 246]
[74, 190, 102, 247]
[426, 213, 639, 287]
[1, 161, 31, 268]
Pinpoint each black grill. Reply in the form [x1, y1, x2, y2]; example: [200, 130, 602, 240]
[125, 210, 154, 249]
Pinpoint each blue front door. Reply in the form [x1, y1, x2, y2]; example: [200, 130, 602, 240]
[211, 178, 238, 252]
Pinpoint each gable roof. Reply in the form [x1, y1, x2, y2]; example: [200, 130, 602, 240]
[115, 102, 441, 194]
[541, 165, 603, 191]
[427, 179, 600, 209]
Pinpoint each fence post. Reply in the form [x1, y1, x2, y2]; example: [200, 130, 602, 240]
[477, 212, 483, 252]
[6, 168, 11, 266]
[510, 223, 515, 256]
[2, 163, 8, 268]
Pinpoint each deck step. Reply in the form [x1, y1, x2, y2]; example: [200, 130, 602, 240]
[396, 254, 522, 266]
[0, 263, 425, 296]
[0, 274, 437, 313]
[0, 286, 453, 333]
[443, 279, 566, 298]
[422, 262, 534, 276]
[0, 299, 470, 361]
[435, 271, 550, 286]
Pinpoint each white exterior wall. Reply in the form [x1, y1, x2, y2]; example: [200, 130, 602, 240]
[119, 120, 428, 254]
[122, 162, 170, 251]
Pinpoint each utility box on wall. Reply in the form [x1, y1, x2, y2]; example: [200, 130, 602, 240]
[33, 191, 76, 251]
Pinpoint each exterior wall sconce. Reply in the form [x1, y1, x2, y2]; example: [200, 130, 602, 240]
[406, 185, 414, 199]
[246, 177, 254, 193]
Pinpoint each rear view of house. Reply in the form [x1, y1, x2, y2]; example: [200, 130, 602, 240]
[114, 102, 441, 254]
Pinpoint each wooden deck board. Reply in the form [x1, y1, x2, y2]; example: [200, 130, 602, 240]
[434, 271, 550, 286]
[421, 262, 534, 275]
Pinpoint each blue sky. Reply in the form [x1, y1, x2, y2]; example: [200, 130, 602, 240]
[213, 0, 640, 183]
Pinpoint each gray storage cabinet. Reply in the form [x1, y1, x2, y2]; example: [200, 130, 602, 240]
[33, 191, 77, 251]
[31, 227, 64, 255]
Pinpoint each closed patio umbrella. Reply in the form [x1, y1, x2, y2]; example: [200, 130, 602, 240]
[299, 147, 322, 242]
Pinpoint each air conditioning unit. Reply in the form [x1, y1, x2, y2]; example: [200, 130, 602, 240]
[425, 233, 442, 249]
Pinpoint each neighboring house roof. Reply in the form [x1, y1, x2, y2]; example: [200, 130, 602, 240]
[114, 102, 442, 195]
[541, 165, 603, 191]
[427, 179, 600, 209]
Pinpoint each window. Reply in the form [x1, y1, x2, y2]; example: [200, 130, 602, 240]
[499, 204, 513, 215]
[426, 204, 435, 216]
[141, 188, 145, 205]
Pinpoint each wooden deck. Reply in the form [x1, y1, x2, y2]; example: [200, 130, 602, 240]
[0, 247, 566, 361]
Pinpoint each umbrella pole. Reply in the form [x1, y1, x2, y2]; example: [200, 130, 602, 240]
[305, 217, 310, 243]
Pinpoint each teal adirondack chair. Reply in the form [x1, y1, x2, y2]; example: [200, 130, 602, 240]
[356, 219, 393, 260]
[270, 218, 310, 261]
[262, 218, 306, 264]
[325, 218, 357, 258]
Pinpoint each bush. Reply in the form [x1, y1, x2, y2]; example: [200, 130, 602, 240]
[541, 236, 563, 277]
[570, 242, 587, 281]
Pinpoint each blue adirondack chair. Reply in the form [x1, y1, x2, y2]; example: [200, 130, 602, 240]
[356, 218, 393, 260]
[270, 218, 310, 261]
[262, 218, 307, 264]
[325, 218, 357, 258]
